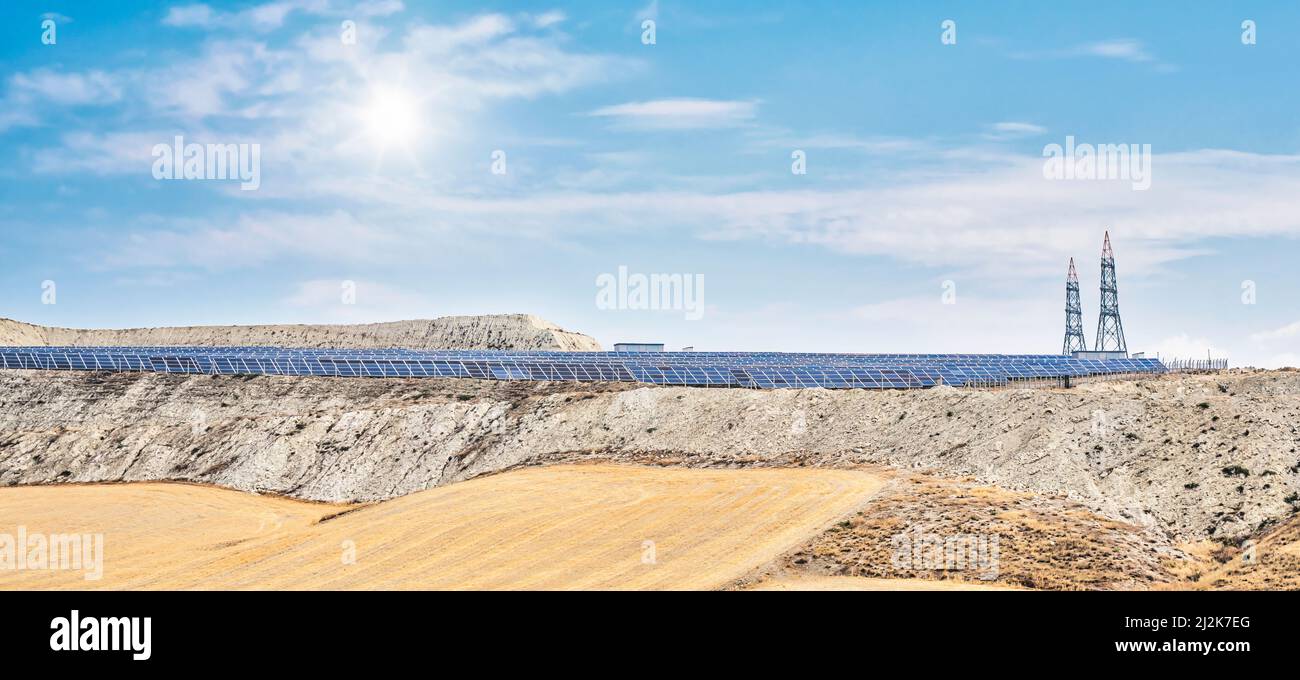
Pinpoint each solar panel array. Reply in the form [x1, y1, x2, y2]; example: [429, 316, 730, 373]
[0, 347, 1166, 389]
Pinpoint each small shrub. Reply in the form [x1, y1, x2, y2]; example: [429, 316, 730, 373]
[1221, 465, 1250, 478]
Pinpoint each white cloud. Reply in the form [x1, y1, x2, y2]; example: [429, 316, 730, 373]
[749, 131, 923, 153]
[588, 98, 758, 130]
[102, 211, 399, 270]
[5, 69, 120, 107]
[984, 121, 1046, 139]
[1, 44, 265, 126]
[404, 14, 515, 51]
[1011, 39, 1163, 67]
[31, 131, 160, 175]
[283, 278, 431, 322]
[161, 1, 403, 32]
[683, 150, 1300, 275]
[15, 10, 625, 152]
[637, 0, 659, 21]
[532, 10, 566, 28]
[1077, 39, 1152, 62]
[0, 109, 36, 131]
[91, 145, 1300, 284]
[1264, 353, 1300, 369]
[162, 4, 216, 27]
[383, 16, 626, 103]
[354, 0, 405, 17]
[1147, 334, 1224, 362]
[161, 1, 305, 31]
[244, 2, 301, 31]
[846, 295, 1060, 354]
[1250, 320, 1300, 342]
[147, 41, 266, 118]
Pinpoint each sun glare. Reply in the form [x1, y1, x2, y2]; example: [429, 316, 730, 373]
[362, 86, 421, 146]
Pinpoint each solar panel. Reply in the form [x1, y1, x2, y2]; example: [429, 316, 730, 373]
[0, 346, 1168, 390]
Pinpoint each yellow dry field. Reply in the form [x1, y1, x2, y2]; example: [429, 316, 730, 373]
[0, 465, 883, 590]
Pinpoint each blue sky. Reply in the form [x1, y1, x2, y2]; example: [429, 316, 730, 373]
[1, 1, 1298, 366]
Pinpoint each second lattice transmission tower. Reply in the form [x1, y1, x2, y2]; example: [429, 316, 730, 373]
[1094, 231, 1127, 353]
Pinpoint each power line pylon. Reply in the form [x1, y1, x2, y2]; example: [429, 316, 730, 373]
[1063, 257, 1087, 354]
[1094, 230, 1128, 354]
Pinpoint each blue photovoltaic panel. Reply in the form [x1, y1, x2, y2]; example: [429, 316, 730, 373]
[0, 347, 1168, 390]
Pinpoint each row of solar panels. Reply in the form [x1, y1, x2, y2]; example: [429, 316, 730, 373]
[2, 347, 1166, 369]
[28, 346, 1133, 360]
[0, 348, 1166, 389]
[21, 346, 1162, 370]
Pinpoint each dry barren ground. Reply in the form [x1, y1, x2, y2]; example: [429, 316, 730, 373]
[733, 472, 1192, 591]
[0, 482, 343, 589]
[0, 465, 883, 590]
[1165, 514, 1300, 590]
[747, 576, 1022, 590]
[5, 370, 1297, 544]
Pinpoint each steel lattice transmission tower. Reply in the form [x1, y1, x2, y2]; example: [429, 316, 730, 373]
[1062, 257, 1088, 354]
[1094, 231, 1128, 353]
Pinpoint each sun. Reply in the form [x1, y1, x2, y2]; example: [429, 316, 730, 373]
[361, 86, 421, 147]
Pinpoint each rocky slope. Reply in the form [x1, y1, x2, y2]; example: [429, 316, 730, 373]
[0, 369, 1296, 543]
[732, 472, 1190, 591]
[0, 314, 600, 351]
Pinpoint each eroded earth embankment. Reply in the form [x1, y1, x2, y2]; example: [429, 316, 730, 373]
[1, 369, 1297, 544]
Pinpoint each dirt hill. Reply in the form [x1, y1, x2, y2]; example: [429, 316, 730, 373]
[0, 314, 600, 351]
[0, 369, 1296, 545]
